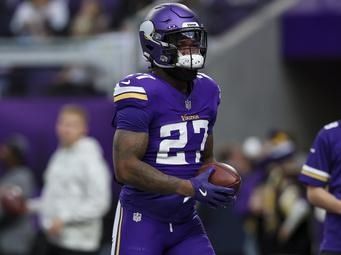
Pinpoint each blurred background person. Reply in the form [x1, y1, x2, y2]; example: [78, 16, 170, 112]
[233, 136, 265, 255]
[0, 134, 36, 255]
[10, 0, 69, 38]
[252, 130, 312, 255]
[47, 0, 110, 97]
[70, 0, 109, 37]
[28, 104, 111, 255]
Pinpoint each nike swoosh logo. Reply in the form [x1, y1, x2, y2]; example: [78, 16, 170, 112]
[199, 188, 207, 197]
[183, 197, 191, 203]
[121, 80, 131, 85]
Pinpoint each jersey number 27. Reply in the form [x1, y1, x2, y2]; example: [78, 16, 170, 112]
[156, 120, 209, 165]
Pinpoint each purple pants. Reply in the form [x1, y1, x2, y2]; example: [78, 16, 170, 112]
[111, 201, 215, 255]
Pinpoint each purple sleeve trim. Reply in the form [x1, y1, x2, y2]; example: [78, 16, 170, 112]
[116, 107, 151, 133]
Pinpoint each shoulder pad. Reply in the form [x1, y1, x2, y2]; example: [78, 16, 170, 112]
[113, 73, 156, 110]
[197, 72, 221, 104]
[197, 72, 220, 90]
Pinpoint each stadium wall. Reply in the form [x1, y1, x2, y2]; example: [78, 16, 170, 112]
[134, 0, 332, 149]
[205, 3, 329, 150]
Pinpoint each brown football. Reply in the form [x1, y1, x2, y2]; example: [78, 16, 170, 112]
[197, 162, 241, 192]
[0, 186, 27, 216]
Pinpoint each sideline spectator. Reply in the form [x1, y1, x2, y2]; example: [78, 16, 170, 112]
[28, 104, 111, 255]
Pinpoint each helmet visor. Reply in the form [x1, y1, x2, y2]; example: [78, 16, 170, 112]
[163, 29, 207, 55]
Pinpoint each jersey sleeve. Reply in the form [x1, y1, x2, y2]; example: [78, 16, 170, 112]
[299, 128, 332, 187]
[198, 73, 220, 134]
[115, 107, 151, 133]
[113, 75, 149, 110]
[112, 74, 154, 131]
[207, 113, 217, 135]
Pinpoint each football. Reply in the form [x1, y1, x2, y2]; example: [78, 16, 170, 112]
[0, 186, 27, 216]
[197, 162, 241, 192]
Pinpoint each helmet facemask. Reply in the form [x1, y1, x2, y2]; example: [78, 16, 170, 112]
[163, 29, 207, 70]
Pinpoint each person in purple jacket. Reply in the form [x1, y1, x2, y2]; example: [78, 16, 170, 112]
[110, 3, 237, 255]
[299, 121, 341, 255]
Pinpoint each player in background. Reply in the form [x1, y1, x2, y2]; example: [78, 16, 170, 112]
[0, 135, 36, 255]
[299, 120, 341, 255]
[111, 3, 237, 255]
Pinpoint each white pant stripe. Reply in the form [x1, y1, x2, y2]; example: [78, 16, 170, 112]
[111, 201, 122, 255]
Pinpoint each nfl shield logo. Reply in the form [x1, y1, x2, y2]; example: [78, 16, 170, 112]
[185, 99, 191, 110]
[133, 212, 142, 222]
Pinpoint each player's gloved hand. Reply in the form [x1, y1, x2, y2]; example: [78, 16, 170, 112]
[190, 168, 236, 208]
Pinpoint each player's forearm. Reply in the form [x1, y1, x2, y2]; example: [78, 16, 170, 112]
[115, 159, 194, 196]
[114, 130, 195, 196]
[201, 134, 215, 164]
[307, 186, 341, 214]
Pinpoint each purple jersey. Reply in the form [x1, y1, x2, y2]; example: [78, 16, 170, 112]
[299, 120, 341, 252]
[112, 72, 220, 222]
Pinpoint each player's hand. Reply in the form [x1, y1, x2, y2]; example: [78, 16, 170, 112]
[47, 218, 64, 237]
[190, 168, 236, 208]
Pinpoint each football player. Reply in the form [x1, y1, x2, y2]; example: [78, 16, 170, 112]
[299, 121, 341, 255]
[111, 3, 236, 255]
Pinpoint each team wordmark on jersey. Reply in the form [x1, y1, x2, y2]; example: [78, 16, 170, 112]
[181, 114, 200, 121]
